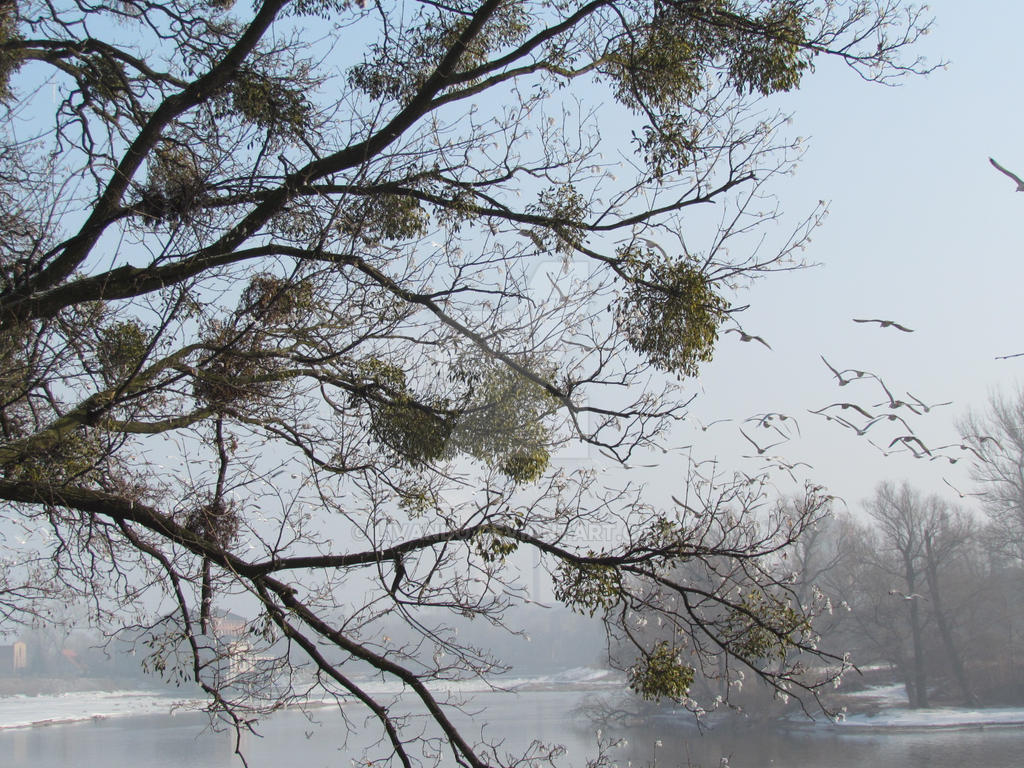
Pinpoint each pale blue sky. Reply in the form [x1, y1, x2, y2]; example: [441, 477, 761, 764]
[675, 0, 1024, 511]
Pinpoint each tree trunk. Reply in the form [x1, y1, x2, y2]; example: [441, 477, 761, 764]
[924, 537, 976, 705]
[904, 554, 929, 708]
[200, 558, 212, 636]
[908, 599, 929, 708]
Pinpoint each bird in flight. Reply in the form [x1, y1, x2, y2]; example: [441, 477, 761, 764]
[757, 455, 813, 482]
[739, 427, 786, 455]
[744, 412, 801, 437]
[866, 412, 914, 432]
[820, 356, 872, 386]
[961, 433, 1002, 451]
[889, 589, 927, 601]
[724, 328, 771, 349]
[696, 417, 732, 432]
[889, 434, 932, 457]
[943, 478, 968, 499]
[810, 402, 875, 421]
[639, 237, 669, 258]
[853, 318, 914, 332]
[989, 157, 1024, 191]
[906, 392, 952, 413]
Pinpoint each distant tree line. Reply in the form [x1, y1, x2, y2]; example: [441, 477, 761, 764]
[618, 385, 1024, 712]
[808, 483, 1018, 708]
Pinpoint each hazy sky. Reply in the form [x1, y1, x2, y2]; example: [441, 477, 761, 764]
[649, 0, 1024, 515]
[14, 1, 1011, 551]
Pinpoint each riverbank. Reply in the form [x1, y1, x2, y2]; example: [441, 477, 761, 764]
[785, 682, 1024, 732]
[7, 688, 1024, 768]
[0, 667, 625, 731]
[0, 689, 198, 730]
[0, 677, 162, 697]
[5, 674, 1024, 737]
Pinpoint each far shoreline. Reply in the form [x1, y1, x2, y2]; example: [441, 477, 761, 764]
[0, 676, 182, 698]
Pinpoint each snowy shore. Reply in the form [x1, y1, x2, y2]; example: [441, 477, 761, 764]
[5, 676, 1024, 735]
[790, 684, 1024, 732]
[835, 706, 1024, 730]
[0, 667, 623, 731]
[0, 690, 202, 730]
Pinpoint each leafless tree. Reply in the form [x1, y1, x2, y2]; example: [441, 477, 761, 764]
[864, 482, 977, 707]
[960, 385, 1024, 559]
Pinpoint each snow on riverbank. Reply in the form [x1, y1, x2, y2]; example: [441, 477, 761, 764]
[0, 690, 203, 730]
[312, 666, 623, 699]
[506, 666, 623, 691]
[841, 682, 907, 706]
[836, 706, 1024, 730]
[0, 668, 623, 730]
[13, 676, 1019, 735]
[791, 685, 1024, 732]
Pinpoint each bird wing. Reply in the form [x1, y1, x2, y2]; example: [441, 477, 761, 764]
[853, 318, 913, 332]
[726, 327, 771, 349]
[840, 402, 875, 420]
[989, 157, 1024, 190]
[639, 237, 669, 258]
[820, 355, 846, 383]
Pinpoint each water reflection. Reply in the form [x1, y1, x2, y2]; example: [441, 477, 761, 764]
[3, 691, 1024, 768]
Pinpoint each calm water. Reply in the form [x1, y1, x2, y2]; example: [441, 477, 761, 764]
[4, 690, 1024, 768]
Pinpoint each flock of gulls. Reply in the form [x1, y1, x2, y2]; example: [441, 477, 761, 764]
[700, 316, 1000, 491]
[688, 158, 1020, 490]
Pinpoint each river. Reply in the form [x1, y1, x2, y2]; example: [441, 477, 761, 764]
[3, 689, 1024, 767]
